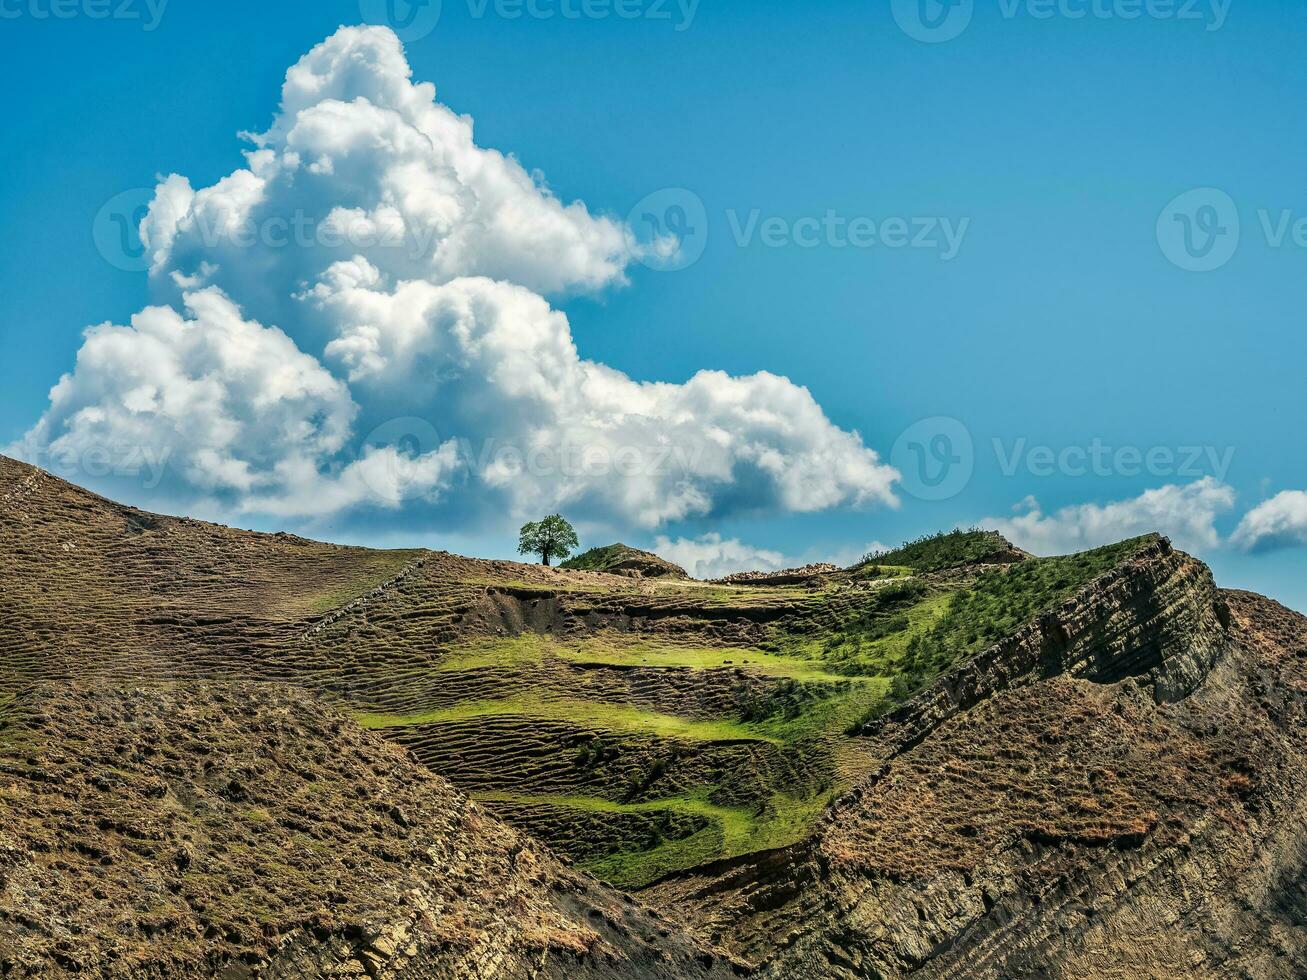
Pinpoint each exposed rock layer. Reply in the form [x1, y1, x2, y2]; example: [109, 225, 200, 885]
[647, 553, 1307, 978]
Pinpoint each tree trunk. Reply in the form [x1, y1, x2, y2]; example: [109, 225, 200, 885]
[542, 552, 551, 567]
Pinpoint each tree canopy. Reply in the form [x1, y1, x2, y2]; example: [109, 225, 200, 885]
[518, 515, 579, 566]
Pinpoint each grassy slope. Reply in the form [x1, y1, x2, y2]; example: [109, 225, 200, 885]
[0, 457, 1161, 892]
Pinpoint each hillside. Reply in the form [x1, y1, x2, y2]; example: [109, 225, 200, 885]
[1, 454, 1132, 890]
[0, 683, 734, 978]
[5, 454, 1307, 977]
[648, 544, 1307, 977]
[561, 544, 689, 579]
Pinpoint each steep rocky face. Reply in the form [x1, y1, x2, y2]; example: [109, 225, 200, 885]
[863, 536, 1229, 754]
[646, 549, 1307, 978]
[0, 683, 737, 979]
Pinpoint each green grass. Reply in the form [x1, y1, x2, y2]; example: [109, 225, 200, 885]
[355, 695, 778, 744]
[559, 543, 642, 572]
[888, 535, 1157, 698]
[555, 638, 867, 684]
[476, 787, 838, 889]
[858, 529, 1013, 573]
[429, 632, 874, 684]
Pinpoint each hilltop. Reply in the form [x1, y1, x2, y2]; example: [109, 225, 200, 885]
[561, 544, 689, 579]
[4, 454, 1307, 977]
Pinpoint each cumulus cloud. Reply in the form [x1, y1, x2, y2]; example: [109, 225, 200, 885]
[652, 533, 886, 579]
[13, 287, 458, 516]
[14, 25, 898, 533]
[1231, 491, 1307, 553]
[140, 24, 635, 315]
[304, 262, 897, 526]
[983, 479, 1237, 557]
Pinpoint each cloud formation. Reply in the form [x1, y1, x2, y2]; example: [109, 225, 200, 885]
[15, 25, 898, 533]
[652, 533, 886, 579]
[1231, 491, 1307, 553]
[984, 478, 1237, 557]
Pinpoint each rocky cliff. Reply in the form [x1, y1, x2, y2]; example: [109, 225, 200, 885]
[646, 544, 1307, 978]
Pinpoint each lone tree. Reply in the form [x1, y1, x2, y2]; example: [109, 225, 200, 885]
[518, 515, 579, 567]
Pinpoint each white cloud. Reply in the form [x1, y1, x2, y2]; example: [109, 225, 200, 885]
[651, 533, 886, 580]
[304, 263, 898, 527]
[13, 287, 458, 516]
[140, 24, 635, 312]
[14, 26, 899, 533]
[983, 478, 1237, 557]
[1231, 491, 1307, 553]
[652, 534, 789, 579]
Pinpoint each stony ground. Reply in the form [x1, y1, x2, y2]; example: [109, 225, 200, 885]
[0, 682, 737, 978]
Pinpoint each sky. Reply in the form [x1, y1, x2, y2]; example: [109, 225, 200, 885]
[2, 0, 1305, 608]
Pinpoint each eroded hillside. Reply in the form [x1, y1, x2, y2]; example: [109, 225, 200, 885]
[0, 683, 735, 978]
[1, 457, 1148, 890]
[647, 549, 1307, 978]
[6, 455, 1307, 978]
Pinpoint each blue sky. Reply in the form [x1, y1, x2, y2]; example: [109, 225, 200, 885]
[2, 0, 1306, 608]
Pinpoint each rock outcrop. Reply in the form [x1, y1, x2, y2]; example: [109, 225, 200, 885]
[646, 545, 1307, 978]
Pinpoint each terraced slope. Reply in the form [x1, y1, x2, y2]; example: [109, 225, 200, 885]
[0, 455, 1169, 890]
[0, 682, 736, 978]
